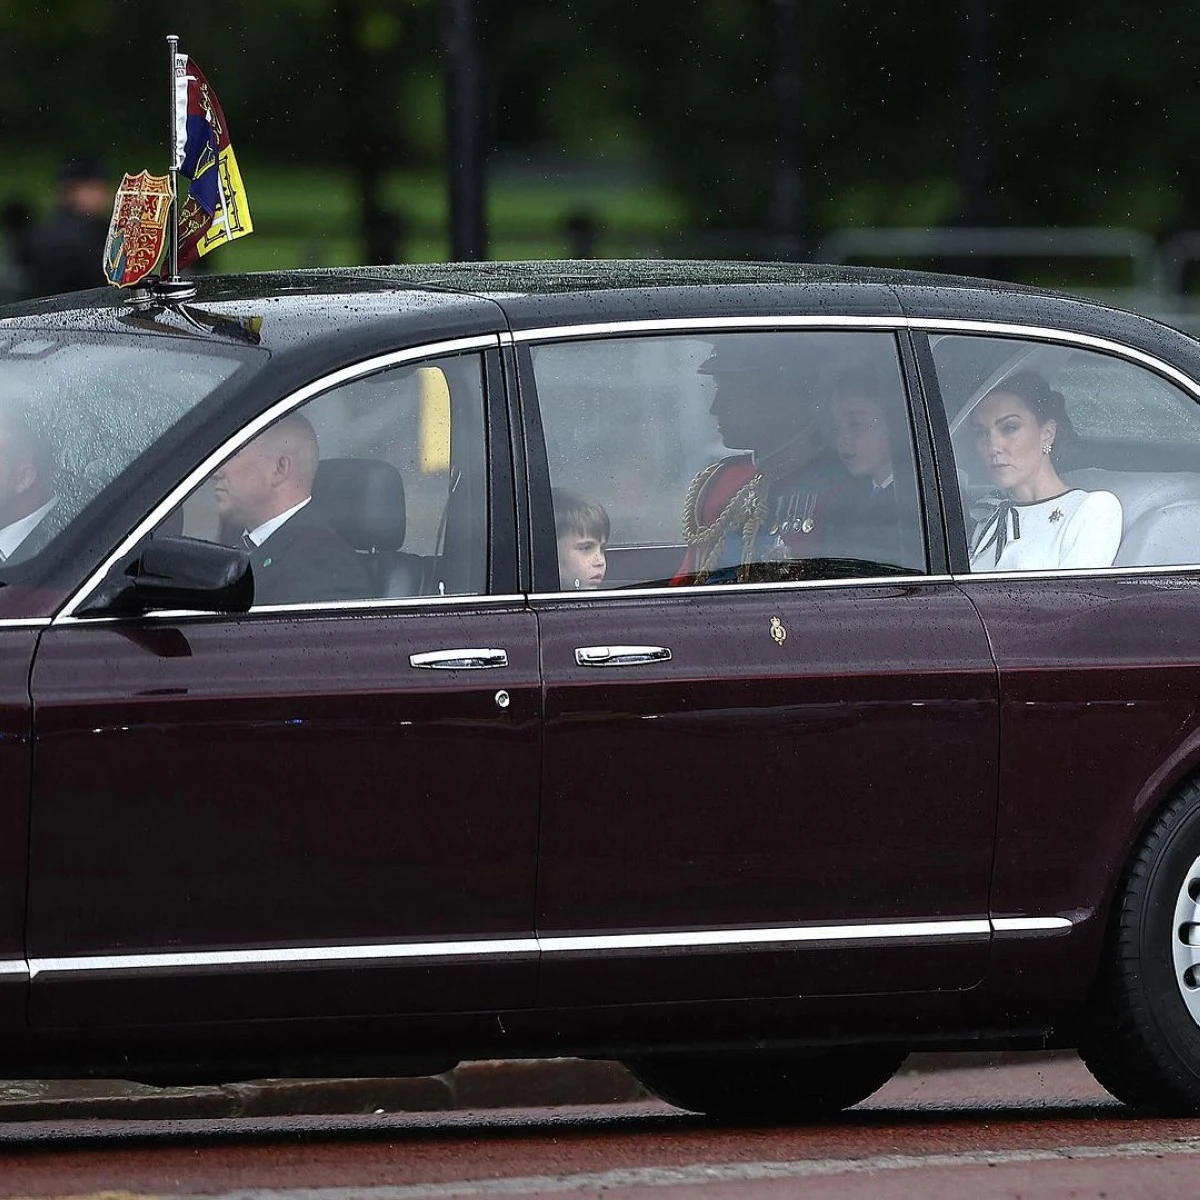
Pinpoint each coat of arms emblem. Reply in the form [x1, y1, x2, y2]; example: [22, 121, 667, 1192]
[103, 171, 174, 287]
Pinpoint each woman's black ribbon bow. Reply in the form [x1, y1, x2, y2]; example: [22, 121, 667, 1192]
[970, 493, 1020, 565]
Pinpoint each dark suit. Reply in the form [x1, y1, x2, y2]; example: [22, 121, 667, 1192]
[248, 500, 372, 606]
[825, 477, 904, 569]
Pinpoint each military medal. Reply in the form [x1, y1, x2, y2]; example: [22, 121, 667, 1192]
[795, 493, 816, 535]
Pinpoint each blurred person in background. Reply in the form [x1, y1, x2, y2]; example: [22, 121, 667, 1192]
[0, 200, 34, 303]
[26, 152, 113, 297]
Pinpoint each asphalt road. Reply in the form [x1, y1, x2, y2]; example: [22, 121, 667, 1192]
[2, 1054, 1199, 1198]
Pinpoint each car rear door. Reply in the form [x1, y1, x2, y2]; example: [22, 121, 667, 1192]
[520, 322, 1000, 1008]
[26, 339, 543, 1030]
[918, 324, 1200, 999]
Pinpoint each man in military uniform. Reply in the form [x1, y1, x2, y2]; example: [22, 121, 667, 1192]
[673, 335, 847, 585]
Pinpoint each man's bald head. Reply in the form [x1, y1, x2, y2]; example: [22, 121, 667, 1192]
[213, 412, 320, 531]
[0, 404, 54, 528]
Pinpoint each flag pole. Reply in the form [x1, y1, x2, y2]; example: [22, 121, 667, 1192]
[166, 33, 181, 285]
[158, 33, 195, 300]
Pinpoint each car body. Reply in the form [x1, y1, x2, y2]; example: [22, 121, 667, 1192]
[2, 260, 1200, 1116]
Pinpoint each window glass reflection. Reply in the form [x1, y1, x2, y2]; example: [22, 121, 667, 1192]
[162, 352, 489, 604]
[933, 334, 1200, 570]
[532, 331, 927, 590]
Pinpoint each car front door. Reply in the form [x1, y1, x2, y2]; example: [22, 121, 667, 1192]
[522, 325, 999, 1007]
[26, 342, 542, 1030]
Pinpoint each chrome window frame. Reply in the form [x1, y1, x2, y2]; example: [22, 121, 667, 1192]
[514, 315, 1200, 592]
[55, 334, 501, 624]
[50, 316, 1200, 623]
[918, 319, 1200, 579]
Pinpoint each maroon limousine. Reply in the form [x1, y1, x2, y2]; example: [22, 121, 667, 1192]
[0, 261, 1199, 1119]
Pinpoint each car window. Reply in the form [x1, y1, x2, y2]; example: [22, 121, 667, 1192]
[931, 333, 1200, 570]
[163, 350, 488, 604]
[529, 330, 926, 591]
[0, 332, 260, 565]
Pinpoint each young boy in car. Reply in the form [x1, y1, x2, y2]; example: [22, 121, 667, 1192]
[553, 488, 609, 590]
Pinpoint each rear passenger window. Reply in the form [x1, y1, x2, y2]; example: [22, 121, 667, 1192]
[164, 351, 489, 604]
[528, 330, 927, 591]
[932, 334, 1200, 571]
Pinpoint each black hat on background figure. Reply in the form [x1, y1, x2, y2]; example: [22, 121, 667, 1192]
[25, 150, 113, 298]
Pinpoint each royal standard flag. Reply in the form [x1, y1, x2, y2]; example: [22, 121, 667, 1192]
[172, 53, 253, 266]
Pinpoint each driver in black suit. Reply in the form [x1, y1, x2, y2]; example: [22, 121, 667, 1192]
[213, 412, 370, 605]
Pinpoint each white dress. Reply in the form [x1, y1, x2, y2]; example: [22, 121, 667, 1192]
[969, 488, 1123, 572]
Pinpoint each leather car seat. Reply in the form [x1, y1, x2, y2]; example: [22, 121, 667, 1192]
[312, 457, 426, 596]
[1066, 467, 1200, 567]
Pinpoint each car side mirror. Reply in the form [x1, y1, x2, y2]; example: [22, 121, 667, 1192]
[78, 536, 253, 617]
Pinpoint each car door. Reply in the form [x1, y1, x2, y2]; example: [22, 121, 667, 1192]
[520, 323, 1000, 1008]
[920, 326, 1200, 998]
[26, 341, 542, 1029]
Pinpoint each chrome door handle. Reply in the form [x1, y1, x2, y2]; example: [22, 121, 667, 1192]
[409, 648, 509, 670]
[575, 645, 673, 667]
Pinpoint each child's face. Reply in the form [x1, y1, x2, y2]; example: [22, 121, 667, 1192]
[558, 531, 607, 589]
[832, 395, 891, 483]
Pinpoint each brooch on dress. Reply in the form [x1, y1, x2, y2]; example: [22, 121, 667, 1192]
[1049, 508, 1063, 523]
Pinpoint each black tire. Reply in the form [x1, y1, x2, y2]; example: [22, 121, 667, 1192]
[623, 1046, 907, 1122]
[1079, 779, 1200, 1113]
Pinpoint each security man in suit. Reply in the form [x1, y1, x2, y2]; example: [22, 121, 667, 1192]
[213, 412, 370, 605]
[673, 335, 847, 585]
[0, 405, 57, 563]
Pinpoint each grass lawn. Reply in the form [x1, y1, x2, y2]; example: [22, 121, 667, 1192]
[5, 151, 686, 271]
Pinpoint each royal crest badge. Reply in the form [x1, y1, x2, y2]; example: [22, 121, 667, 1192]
[103, 171, 174, 287]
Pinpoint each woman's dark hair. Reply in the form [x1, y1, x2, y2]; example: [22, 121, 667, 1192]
[985, 369, 1078, 454]
[552, 488, 610, 542]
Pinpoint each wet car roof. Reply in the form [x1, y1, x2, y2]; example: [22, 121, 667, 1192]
[1, 259, 1194, 371]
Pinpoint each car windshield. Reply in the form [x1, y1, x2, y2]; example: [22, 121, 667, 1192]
[0, 331, 262, 562]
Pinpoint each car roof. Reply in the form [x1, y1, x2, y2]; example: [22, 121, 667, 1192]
[2, 260, 1196, 375]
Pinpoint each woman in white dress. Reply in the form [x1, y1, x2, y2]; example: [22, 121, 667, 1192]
[969, 370, 1122, 571]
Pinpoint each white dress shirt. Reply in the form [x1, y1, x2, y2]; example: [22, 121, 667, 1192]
[0, 496, 57, 561]
[244, 496, 311, 548]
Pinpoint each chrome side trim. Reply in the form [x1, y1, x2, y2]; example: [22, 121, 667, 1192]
[0, 618, 51, 629]
[52, 593, 530, 627]
[24, 915, 1075, 979]
[539, 920, 992, 953]
[512, 315, 908, 343]
[531, 574, 955, 601]
[56, 334, 501, 623]
[953, 562, 1200, 583]
[29, 937, 540, 979]
[992, 916, 1073, 932]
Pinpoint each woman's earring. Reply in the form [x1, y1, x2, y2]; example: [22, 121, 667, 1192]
[1042, 442, 1052, 455]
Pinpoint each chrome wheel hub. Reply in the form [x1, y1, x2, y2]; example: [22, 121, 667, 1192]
[1172, 852, 1200, 1026]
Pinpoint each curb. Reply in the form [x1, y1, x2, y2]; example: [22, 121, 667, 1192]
[0, 1051, 1072, 1121]
[0, 1058, 646, 1122]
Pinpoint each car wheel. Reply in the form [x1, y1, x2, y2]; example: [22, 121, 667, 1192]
[1080, 779, 1200, 1113]
[623, 1046, 907, 1122]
